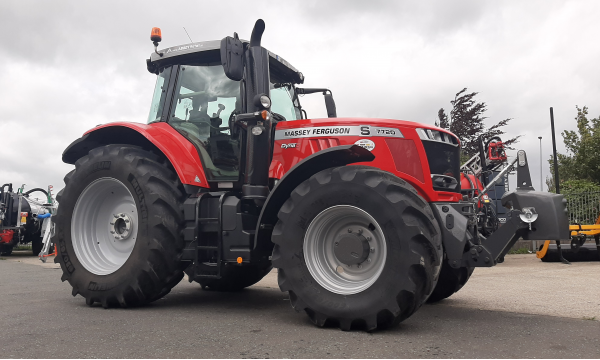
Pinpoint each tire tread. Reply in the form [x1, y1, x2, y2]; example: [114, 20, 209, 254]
[53, 144, 186, 308]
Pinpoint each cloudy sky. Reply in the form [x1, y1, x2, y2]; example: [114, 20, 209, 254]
[1, 0, 598, 195]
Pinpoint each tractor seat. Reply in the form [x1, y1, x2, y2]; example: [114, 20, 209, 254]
[188, 110, 211, 123]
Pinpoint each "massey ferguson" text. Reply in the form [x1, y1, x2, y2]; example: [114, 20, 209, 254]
[283, 127, 351, 137]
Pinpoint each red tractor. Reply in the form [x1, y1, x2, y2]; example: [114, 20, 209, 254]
[54, 20, 569, 331]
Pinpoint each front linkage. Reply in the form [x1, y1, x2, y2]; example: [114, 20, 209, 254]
[432, 150, 569, 269]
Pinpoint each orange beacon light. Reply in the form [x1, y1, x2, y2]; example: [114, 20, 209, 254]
[151, 27, 163, 57]
[151, 27, 162, 43]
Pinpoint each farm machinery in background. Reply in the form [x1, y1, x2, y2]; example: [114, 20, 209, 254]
[0, 183, 56, 258]
[534, 108, 599, 263]
[536, 216, 600, 262]
[460, 136, 511, 238]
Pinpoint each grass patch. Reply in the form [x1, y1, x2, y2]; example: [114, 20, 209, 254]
[0, 257, 6, 260]
[508, 247, 530, 254]
[583, 316, 596, 321]
[14, 245, 32, 251]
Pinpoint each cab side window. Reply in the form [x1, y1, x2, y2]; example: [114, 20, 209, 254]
[169, 65, 241, 181]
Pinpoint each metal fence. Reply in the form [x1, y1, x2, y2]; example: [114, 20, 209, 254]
[564, 191, 600, 225]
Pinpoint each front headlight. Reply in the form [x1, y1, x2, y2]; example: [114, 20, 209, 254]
[260, 95, 271, 109]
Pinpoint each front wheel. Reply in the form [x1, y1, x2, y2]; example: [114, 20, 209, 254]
[54, 145, 186, 308]
[426, 261, 474, 302]
[272, 166, 442, 331]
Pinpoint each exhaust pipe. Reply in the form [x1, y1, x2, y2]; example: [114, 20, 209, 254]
[243, 19, 271, 204]
[250, 19, 265, 47]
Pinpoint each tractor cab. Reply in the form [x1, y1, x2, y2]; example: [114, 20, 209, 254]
[145, 27, 315, 191]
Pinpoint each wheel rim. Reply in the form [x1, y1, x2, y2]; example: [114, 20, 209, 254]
[71, 177, 138, 275]
[304, 205, 387, 295]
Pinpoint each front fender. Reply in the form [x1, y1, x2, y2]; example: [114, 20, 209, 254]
[252, 144, 375, 256]
[62, 122, 209, 187]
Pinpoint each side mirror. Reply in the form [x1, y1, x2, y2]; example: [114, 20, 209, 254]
[220, 32, 244, 81]
[324, 93, 337, 118]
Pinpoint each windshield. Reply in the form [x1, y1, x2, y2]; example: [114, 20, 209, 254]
[169, 64, 241, 181]
[147, 67, 172, 123]
[270, 84, 301, 120]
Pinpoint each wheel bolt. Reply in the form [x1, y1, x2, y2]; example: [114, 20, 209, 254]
[120, 213, 125, 217]
[358, 229, 363, 234]
[367, 237, 371, 241]
[124, 219, 129, 223]
[348, 229, 352, 233]
[110, 222, 115, 225]
[114, 214, 119, 218]
[335, 242, 339, 246]
[110, 231, 115, 234]
[367, 258, 371, 262]
[357, 264, 362, 269]
[370, 248, 375, 253]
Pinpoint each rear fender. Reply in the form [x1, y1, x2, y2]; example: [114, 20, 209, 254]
[252, 145, 375, 255]
[62, 122, 209, 191]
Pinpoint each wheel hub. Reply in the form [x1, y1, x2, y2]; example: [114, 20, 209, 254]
[303, 205, 387, 295]
[111, 213, 133, 240]
[71, 177, 138, 276]
[334, 232, 370, 265]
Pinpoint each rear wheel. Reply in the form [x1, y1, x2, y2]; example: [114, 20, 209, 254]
[0, 244, 12, 256]
[426, 261, 474, 303]
[32, 239, 43, 256]
[25, 223, 43, 256]
[54, 145, 186, 308]
[273, 166, 442, 331]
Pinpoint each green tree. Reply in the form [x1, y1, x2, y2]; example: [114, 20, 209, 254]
[436, 88, 519, 157]
[547, 106, 600, 192]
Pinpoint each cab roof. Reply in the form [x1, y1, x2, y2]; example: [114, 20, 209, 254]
[147, 40, 304, 84]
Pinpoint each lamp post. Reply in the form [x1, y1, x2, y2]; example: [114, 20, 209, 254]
[535, 135, 542, 252]
[538, 136, 543, 191]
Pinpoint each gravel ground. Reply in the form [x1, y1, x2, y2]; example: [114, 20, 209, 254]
[1, 252, 598, 358]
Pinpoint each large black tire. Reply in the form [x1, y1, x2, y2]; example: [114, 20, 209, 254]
[0, 244, 12, 256]
[191, 264, 273, 291]
[272, 166, 442, 331]
[31, 239, 43, 256]
[54, 145, 186, 308]
[426, 261, 474, 303]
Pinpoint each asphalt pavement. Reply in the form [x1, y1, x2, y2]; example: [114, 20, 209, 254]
[1, 252, 598, 358]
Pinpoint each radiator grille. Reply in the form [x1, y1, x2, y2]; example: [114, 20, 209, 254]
[385, 138, 425, 183]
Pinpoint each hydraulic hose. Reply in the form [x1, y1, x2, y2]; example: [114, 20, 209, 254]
[23, 188, 49, 197]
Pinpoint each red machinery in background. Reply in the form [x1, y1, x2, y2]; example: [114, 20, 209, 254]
[459, 137, 509, 236]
